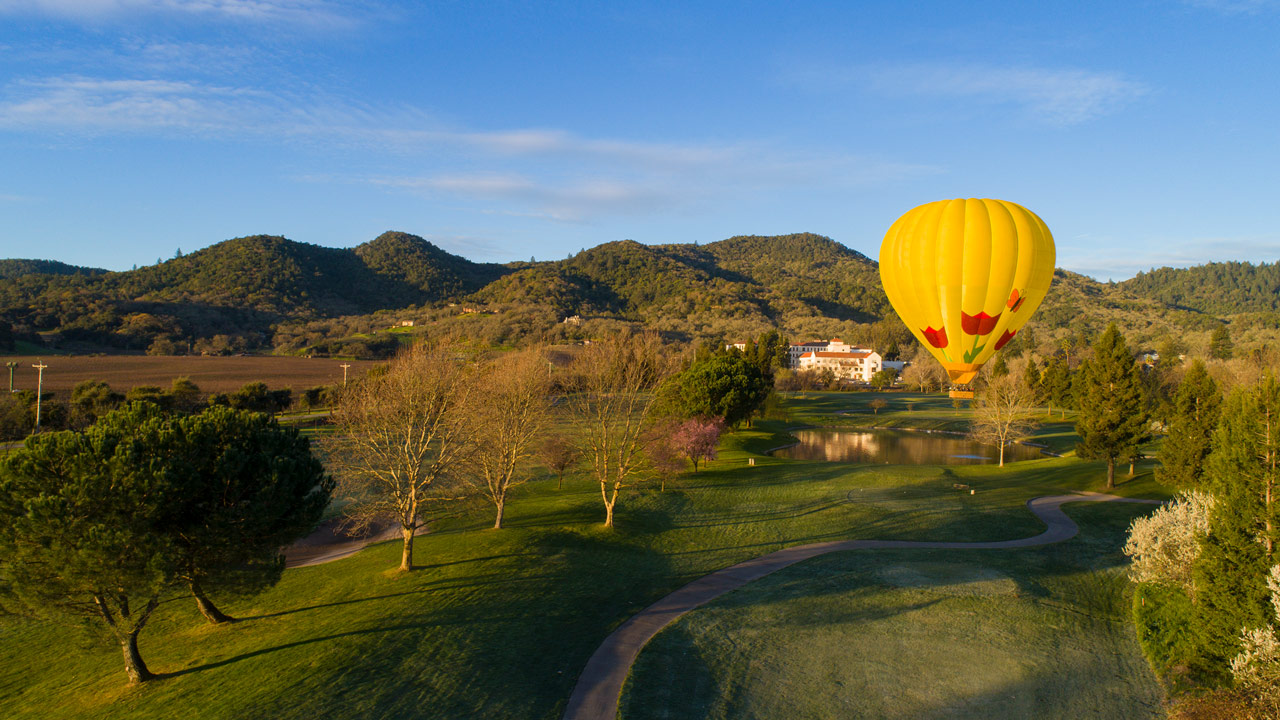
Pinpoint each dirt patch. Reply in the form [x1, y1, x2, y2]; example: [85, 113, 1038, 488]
[0, 355, 380, 398]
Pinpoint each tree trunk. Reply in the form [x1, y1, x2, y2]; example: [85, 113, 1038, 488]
[121, 629, 153, 685]
[1129, 460, 1135, 476]
[602, 483, 617, 528]
[999, 444, 1005, 467]
[557, 471, 564, 490]
[191, 580, 235, 624]
[494, 498, 505, 530]
[1106, 458, 1115, 489]
[400, 525, 415, 571]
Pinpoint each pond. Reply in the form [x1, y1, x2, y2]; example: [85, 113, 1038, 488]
[771, 428, 1046, 465]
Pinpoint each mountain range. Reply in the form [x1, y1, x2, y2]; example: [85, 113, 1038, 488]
[0, 231, 1274, 358]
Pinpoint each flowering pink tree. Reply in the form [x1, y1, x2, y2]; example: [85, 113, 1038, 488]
[672, 416, 725, 472]
[646, 431, 685, 492]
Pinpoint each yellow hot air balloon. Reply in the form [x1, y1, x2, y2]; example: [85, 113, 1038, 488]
[879, 198, 1055, 392]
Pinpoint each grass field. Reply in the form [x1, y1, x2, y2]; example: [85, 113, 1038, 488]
[619, 502, 1164, 720]
[0, 392, 1169, 719]
[0, 355, 379, 399]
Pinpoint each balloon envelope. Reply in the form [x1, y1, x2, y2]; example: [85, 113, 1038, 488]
[879, 198, 1055, 385]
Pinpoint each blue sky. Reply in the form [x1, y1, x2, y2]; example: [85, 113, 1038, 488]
[1, 1, 1278, 280]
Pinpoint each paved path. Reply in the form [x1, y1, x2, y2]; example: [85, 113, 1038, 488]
[561, 491, 1161, 720]
[283, 519, 399, 569]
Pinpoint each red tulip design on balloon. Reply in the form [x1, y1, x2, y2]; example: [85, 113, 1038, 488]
[922, 326, 948, 349]
[961, 311, 1001, 336]
[994, 329, 1017, 351]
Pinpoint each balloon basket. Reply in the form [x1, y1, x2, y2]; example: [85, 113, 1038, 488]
[949, 388, 975, 400]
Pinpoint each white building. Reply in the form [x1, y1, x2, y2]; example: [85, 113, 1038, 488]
[796, 349, 883, 383]
[788, 339, 873, 368]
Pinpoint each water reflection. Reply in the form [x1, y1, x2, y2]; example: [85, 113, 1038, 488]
[772, 428, 1044, 465]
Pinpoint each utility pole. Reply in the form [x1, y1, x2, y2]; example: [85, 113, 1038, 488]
[5, 361, 15, 392]
[340, 363, 351, 387]
[32, 360, 47, 428]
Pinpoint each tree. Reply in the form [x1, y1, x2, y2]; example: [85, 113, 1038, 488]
[869, 398, 888, 415]
[1157, 337, 1186, 368]
[0, 404, 177, 684]
[869, 369, 897, 389]
[670, 416, 724, 471]
[1156, 360, 1222, 488]
[330, 339, 474, 571]
[989, 353, 1009, 378]
[1023, 360, 1045, 407]
[1075, 324, 1149, 489]
[538, 435, 580, 490]
[1041, 356, 1072, 417]
[1194, 376, 1280, 666]
[1123, 490, 1214, 599]
[168, 377, 203, 414]
[212, 382, 292, 414]
[163, 406, 331, 623]
[0, 393, 31, 440]
[568, 333, 670, 528]
[970, 371, 1039, 466]
[69, 379, 123, 429]
[900, 360, 946, 393]
[465, 349, 551, 529]
[645, 426, 685, 492]
[1210, 324, 1234, 360]
[657, 352, 768, 428]
[1230, 565, 1280, 714]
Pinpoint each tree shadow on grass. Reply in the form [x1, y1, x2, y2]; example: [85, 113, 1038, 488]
[237, 570, 555, 622]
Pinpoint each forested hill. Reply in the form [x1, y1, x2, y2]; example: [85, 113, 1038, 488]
[0, 259, 107, 280]
[472, 233, 886, 322]
[1119, 261, 1280, 314]
[0, 232, 509, 352]
[0, 230, 1269, 358]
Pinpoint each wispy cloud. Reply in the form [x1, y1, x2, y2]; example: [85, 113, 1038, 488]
[0, 76, 284, 132]
[0, 73, 941, 222]
[368, 173, 680, 222]
[0, 0, 358, 27]
[792, 62, 1148, 125]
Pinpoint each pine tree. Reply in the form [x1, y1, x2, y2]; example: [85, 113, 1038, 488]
[989, 353, 1009, 379]
[1156, 360, 1222, 487]
[1042, 356, 1072, 418]
[1075, 324, 1149, 489]
[1024, 360, 1044, 407]
[1210, 324, 1234, 360]
[1194, 376, 1280, 669]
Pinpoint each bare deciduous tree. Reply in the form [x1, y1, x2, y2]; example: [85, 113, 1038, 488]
[467, 348, 551, 529]
[970, 370, 1040, 466]
[567, 333, 671, 527]
[901, 360, 948, 394]
[329, 340, 473, 571]
[538, 435, 580, 490]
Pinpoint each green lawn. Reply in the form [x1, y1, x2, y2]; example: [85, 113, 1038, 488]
[0, 393, 1168, 719]
[619, 501, 1164, 720]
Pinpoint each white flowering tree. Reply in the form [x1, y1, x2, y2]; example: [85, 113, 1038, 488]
[1230, 565, 1280, 713]
[1122, 491, 1214, 599]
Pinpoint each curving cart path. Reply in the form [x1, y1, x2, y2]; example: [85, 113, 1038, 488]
[561, 491, 1162, 720]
